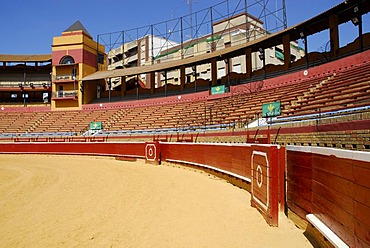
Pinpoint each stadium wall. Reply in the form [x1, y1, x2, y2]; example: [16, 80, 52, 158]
[286, 146, 370, 247]
[0, 142, 146, 158]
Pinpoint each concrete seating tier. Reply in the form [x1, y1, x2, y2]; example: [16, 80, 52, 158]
[0, 62, 369, 136]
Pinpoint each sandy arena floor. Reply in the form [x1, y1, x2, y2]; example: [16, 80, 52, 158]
[0, 154, 312, 248]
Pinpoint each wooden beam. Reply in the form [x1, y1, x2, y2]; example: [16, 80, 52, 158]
[329, 14, 339, 59]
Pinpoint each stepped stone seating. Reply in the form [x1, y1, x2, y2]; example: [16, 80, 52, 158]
[284, 64, 370, 116]
[0, 60, 369, 137]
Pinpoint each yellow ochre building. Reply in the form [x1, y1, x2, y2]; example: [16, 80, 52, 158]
[51, 21, 106, 110]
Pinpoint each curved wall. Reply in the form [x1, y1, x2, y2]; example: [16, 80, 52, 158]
[287, 146, 370, 247]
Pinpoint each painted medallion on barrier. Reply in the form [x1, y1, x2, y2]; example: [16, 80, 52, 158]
[251, 151, 269, 211]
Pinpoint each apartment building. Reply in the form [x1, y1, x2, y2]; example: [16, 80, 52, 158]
[108, 12, 304, 89]
[108, 36, 179, 88]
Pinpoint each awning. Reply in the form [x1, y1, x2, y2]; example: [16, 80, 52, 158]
[82, 27, 292, 81]
[0, 54, 52, 62]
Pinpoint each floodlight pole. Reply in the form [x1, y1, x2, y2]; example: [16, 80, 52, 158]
[151, 25, 154, 64]
[244, 0, 248, 42]
[122, 31, 125, 68]
[180, 17, 184, 59]
[282, 0, 287, 29]
[210, 7, 214, 51]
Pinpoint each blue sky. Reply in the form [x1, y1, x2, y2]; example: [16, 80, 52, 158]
[0, 0, 368, 55]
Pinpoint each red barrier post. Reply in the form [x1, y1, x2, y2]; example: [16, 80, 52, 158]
[145, 141, 161, 165]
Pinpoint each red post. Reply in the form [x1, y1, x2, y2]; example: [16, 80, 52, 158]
[278, 146, 286, 212]
[145, 141, 161, 165]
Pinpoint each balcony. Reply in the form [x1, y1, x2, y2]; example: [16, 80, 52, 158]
[108, 60, 125, 70]
[52, 90, 78, 100]
[53, 74, 79, 83]
[0, 81, 51, 88]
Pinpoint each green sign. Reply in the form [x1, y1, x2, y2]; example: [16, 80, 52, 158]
[211, 85, 226, 95]
[262, 102, 281, 118]
[90, 122, 102, 130]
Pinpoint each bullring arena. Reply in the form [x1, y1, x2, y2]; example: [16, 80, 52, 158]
[0, 154, 312, 247]
[1, 0, 370, 247]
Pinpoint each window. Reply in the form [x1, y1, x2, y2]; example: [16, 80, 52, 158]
[98, 53, 105, 64]
[60, 56, 75, 64]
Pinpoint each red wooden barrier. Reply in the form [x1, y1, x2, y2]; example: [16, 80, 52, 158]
[0, 142, 146, 158]
[160, 143, 253, 180]
[287, 146, 370, 247]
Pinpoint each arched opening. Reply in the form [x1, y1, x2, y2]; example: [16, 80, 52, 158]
[60, 56, 75, 65]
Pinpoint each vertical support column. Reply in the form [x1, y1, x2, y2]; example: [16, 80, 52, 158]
[245, 47, 252, 80]
[283, 34, 291, 70]
[157, 71, 162, 88]
[358, 14, 363, 52]
[329, 14, 339, 59]
[303, 33, 309, 69]
[180, 65, 185, 91]
[79, 81, 84, 105]
[149, 72, 155, 94]
[136, 75, 139, 100]
[108, 78, 111, 103]
[225, 57, 231, 88]
[164, 70, 168, 97]
[120, 76, 126, 97]
[194, 65, 198, 92]
[211, 58, 217, 86]
[137, 40, 141, 66]
[210, 7, 215, 52]
[259, 48, 266, 79]
[355, 4, 363, 52]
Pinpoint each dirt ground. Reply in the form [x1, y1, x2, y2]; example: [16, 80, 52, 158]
[0, 154, 313, 248]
